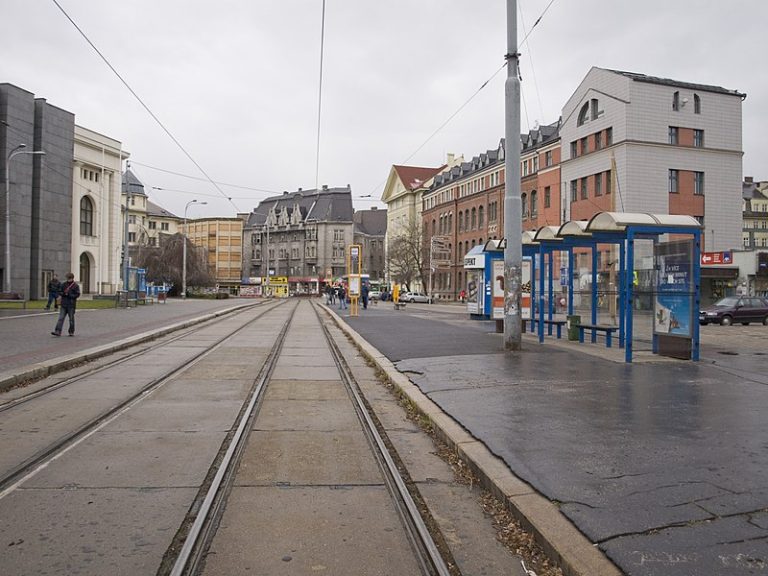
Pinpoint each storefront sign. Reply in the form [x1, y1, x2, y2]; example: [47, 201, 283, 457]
[700, 251, 732, 265]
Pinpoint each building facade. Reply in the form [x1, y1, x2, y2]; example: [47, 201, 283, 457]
[561, 67, 745, 249]
[743, 177, 768, 250]
[353, 207, 387, 281]
[242, 186, 354, 295]
[184, 217, 243, 289]
[1, 83, 75, 299]
[72, 125, 126, 294]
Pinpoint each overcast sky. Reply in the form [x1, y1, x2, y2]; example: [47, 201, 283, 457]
[2, 0, 765, 218]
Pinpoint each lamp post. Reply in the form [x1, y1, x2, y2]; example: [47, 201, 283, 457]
[182, 199, 207, 299]
[5, 144, 46, 293]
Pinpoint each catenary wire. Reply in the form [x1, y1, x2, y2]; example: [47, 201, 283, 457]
[50, 0, 242, 213]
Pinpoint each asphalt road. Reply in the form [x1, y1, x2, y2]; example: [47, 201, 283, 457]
[340, 302, 768, 576]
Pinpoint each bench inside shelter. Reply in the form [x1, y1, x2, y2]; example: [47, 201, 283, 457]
[578, 323, 619, 347]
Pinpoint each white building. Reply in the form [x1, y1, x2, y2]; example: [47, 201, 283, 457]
[72, 126, 127, 294]
[561, 67, 746, 251]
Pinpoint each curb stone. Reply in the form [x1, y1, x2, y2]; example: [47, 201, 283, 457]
[323, 304, 622, 576]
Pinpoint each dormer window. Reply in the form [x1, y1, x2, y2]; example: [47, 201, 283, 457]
[673, 91, 680, 111]
[694, 93, 701, 114]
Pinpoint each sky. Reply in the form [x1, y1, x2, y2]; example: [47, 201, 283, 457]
[2, 0, 766, 219]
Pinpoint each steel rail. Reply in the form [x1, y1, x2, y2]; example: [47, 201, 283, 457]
[0, 300, 274, 413]
[168, 300, 299, 576]
[314, 302, 453, 576]
[0, 302, 285, 496]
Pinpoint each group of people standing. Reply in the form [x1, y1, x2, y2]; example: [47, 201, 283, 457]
[323, 282, 370, 311]
[46, 273, 81, 336]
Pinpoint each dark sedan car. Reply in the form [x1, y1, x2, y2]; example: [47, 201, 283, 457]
[699, 296, 768, 326]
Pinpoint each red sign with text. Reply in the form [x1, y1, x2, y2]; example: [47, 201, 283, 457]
[700, 251, 733, 266]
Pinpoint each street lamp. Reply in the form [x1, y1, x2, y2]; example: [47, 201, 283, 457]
[182, 199, 207, 299]
[5, 144, 46, 293]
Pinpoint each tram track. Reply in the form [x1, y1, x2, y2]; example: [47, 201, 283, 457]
[0, 300, 287, 497]
[163, 299, 455, 576]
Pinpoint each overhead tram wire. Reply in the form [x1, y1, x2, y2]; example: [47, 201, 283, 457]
[315, 0, 326, 193]
[50, 0, 242, 213]
[129, 161, 281, 195]
[365, 0, 560, 199]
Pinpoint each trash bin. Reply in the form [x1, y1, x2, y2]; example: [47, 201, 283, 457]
[567, 315, 581, 341]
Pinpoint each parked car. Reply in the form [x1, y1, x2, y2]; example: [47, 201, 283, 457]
[369, 289, 381, 301]
[399, 291, 432, 304]
[699, 296, 768, 326]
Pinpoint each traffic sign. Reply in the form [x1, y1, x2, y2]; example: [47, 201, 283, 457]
[700, 251, 732, 266]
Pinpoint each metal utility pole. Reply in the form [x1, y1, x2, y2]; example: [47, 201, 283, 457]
[503, 0, 523, 350]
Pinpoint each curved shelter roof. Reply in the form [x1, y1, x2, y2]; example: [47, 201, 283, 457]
[533, 225, 563, 242]
[587, 211, 702, 231]
[558, 220, 590, 237]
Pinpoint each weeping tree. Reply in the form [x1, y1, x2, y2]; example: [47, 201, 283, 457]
[386, 220, 425, 292]
[132, 233, 214, 296]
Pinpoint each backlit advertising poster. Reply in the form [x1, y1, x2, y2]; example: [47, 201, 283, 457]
[492, 259, 504, 319]
[521, 257, 532, 320]
[654, 247, 692, 337]
[467, 270, 482, 315]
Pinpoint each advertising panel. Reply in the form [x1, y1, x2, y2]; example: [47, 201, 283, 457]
[522, 257, 532, 320]
[466, 270, 483, 315]
[492, 259, 504, 319]
[654, 244, 693, 337]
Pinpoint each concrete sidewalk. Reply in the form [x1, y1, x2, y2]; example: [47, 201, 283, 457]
[333, 303, 768, 576]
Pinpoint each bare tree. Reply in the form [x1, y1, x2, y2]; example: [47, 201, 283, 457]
[132, 233, 214, 295]
[386, 220, 426, 292]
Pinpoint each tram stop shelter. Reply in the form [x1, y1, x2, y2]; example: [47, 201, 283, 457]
[524, 212, 702, 363]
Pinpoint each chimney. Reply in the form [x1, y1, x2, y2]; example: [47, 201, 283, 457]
[322, 184, 329, 191]
[745, 176, 754, 183]
[447, 153, 455, 165]
[298, 187, 302, 192]
[371, 206, 378, 210]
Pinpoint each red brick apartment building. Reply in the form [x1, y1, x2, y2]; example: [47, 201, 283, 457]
[422, 121, 561, 301]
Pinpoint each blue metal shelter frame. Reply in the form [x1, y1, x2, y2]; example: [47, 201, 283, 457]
[522, 212, 702, 363]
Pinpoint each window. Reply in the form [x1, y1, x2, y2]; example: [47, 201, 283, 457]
[80, 196, 94, 236]
[591, 98, 599, 120]
[595, 131, 602, 150]
[544, 186, 551, 208]
[148, 221, 157, 230]
[128, 232, 136, 242]
[694, 129, 704, 147]
[161, 222, 169, 231]
[605, 170, 612, 195]
[669, 169, 679, 193]
[694, 93, 701, 114]
[595, 173, 602, 196]
[545, 150, 553, 167]
[694, 171, 705, 195]
[570, 141, 578, 158]
[580, 177, 588, 200]
[606, 127, 613, 146]
[128, 214, 136, 224]
[673, 91, 680, 111]
[570, 180, 578, 202]
[458, 212, 464, 232]
[432, 219, 437, 235]
[530, 190, 537, 217]
[149, 237, 157, 247]
[669, 126, 679, 145]
[521, 193, 528, 217]
[580, 137, 589, 155]
[577, 102, 590, 126]
[478, 206, 484, 227]
[471, 207, 477, 228]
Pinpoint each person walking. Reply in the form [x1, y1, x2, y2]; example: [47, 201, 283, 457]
[51, 272, 81, 337]
[45, 274, 62, 310]
[361, 283, 369, 310]
[337, 283, 347, 310]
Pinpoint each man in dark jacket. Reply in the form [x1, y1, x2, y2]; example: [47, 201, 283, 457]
[44, 274, 62, 310]
[51, 273, 81, 336]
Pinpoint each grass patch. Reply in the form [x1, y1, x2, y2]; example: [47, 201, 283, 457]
[0, 299, 121, 310]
